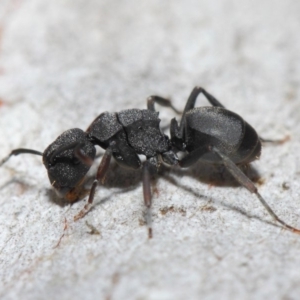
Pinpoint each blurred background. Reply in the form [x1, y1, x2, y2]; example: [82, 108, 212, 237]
[1, 1, 300, 299]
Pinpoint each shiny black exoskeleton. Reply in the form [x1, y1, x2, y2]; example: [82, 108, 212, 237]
[1, 86, 299, 237]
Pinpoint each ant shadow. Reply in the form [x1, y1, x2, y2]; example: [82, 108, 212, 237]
[160, 163, 281, 230]
[0, 156, 280, 230]
[0, 178, 37, 200]
[44, 159, 142, 208]
[47, 156, 277, 230]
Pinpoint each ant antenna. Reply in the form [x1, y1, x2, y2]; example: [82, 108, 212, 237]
[0, 148, 43, 167]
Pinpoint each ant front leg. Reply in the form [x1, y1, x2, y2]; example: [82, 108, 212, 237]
[212, 147, 300, 234]
[74, 148, 112, 221]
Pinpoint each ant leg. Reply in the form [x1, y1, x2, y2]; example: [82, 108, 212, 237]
[212, 146, 300, 234]
[143, 160, 153, 238]
[178, 146, 208, 168]
[182, 87, 224, 113]
[198, 88, 225, 108]
[147, 96, 181, 114]
[0, 148, 43, 167]
[74, 148, 112, 221]
[260, 136, 290, 145]
[179, 87, 225, 136]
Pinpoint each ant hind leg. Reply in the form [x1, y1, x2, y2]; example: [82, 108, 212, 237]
[212, 146, 300, 234]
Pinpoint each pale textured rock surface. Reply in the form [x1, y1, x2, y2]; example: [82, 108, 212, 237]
[1, 1, 300, 299]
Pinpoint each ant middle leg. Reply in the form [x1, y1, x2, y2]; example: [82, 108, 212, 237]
[142, 160, 154, 239]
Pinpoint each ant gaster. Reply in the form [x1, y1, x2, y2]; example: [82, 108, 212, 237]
[1, 87, 300, 238]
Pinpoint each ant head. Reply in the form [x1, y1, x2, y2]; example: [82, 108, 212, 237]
[43, 128, 96, 201]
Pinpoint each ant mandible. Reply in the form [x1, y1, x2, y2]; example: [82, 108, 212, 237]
[1, 86, 299, 238]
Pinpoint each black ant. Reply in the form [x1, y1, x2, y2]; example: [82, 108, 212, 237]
[1, 87, 299, 238]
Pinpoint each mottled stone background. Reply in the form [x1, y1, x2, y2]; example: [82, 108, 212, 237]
[1, 1, 300, 299]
